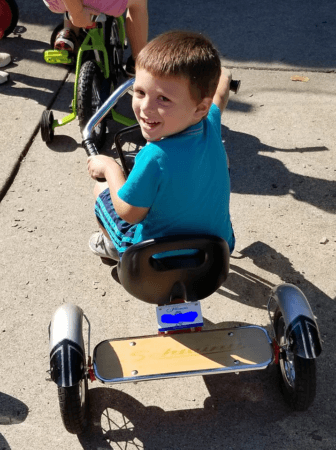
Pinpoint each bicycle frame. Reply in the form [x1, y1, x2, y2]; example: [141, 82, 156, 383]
[44, 15, 136, 133]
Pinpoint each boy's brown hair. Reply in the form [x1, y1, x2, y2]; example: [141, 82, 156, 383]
[135, 30, 221, 103]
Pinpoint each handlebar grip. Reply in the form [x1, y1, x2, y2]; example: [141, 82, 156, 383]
[82, 139, 99, 157]
[82, 139, 106, 182]
[230, 79, 241, 94]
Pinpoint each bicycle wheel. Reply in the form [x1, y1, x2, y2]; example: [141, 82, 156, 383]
[58, 377, 88, 434]
[274, 307, 316, 410]
[77, 60, 109, 148]
[0, 0, 19, 39]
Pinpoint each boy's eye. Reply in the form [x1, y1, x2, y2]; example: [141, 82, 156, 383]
[134, 89, 145, 96]
[158, 95, 170, 102]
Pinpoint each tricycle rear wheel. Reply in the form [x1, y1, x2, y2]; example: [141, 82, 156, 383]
[58, 377, 88, 434]
[274, 307, 316, 410]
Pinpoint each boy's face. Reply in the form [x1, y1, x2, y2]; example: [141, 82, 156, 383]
[132, 69, 207, 141]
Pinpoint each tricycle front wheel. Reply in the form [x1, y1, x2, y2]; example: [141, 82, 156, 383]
[274, 307, 316, 411]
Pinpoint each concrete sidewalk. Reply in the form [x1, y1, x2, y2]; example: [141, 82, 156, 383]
[0, 1, 335, 449]
[1, 0, 335, 198]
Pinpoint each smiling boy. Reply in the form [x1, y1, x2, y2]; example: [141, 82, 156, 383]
[87, 30, 235, 261]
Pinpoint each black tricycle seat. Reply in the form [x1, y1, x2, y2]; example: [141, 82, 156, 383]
[117, 234, 230, 306]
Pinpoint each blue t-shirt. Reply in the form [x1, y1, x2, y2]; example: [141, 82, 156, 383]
[118, 103, 234, 252]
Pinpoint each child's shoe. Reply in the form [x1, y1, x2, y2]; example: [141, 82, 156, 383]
[54, 28, 78, 54]
[0, 70, 9, 84]
[0, 53, 11, 68]
[89, 232, 119, 262]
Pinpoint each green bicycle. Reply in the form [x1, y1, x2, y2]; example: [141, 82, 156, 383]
[40, 13, 136, 148]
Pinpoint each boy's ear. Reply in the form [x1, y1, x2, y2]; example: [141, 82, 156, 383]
[194, 97, 213, 119]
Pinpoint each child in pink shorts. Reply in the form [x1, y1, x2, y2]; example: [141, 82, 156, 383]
[43, 0, 148, 74]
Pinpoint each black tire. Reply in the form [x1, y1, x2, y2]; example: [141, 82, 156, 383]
[230, 79, 241, 94]
[0, 0, 19, 39]
[40, 110, 54, 143]
[58, 377, 88, 434]
[50, 22, 63, 48]
[77, 60, 109, 149]
[274, 307, 316, 411]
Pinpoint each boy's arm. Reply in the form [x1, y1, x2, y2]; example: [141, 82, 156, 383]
[213, 68, 232, 114]
[88, 156, 149, 224]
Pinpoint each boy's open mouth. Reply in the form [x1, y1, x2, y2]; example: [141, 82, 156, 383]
[141, 117, 160, 128]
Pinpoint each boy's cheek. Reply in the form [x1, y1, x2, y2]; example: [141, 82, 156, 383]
[131, 97, 137, 111]
[132, 102, 140, 118]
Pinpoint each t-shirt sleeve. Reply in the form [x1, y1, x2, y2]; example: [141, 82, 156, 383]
[118, 145, 161, 208]
[208, 103, 222, 136]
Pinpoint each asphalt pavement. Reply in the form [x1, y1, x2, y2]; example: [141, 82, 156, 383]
[1, 0, 335, 449]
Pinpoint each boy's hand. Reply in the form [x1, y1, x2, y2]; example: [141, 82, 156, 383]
[87, 155, 115, 180]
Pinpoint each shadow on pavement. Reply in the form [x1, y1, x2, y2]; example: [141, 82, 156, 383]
[223, 125, 335, 213]
[149, 0, 336, 70]
[16, 0, 336, 72]
[77, 379, 289, 449]
[218, 241, 335, 321]
[0, 392, 29, 450]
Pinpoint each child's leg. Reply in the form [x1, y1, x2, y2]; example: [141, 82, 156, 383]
[90, 182, 137, 260]
[54, 13, 80, 53]
[63, 14, 80, 37]
[125, 0, 148, 60]
[93, 181, 111, 239]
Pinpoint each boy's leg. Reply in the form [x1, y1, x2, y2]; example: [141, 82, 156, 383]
[125, 0, 148, 60]
[90, 181, 120, 261]
[63, 15, 80, 37]
[93, 181, 111, 240]
[90, 182, 137, 261]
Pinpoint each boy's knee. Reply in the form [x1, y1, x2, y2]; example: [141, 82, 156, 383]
[94, 181, 108, 199]
[127, 0, 147, 11]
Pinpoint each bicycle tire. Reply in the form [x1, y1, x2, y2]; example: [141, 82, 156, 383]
[274, 307, 317, 411]
[0, 0, 19, 39]
[77, 60, 109, 148]
[58, 377, 88, 434]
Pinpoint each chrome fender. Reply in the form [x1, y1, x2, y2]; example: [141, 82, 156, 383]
[269, 284, 322, 359]
[49, 303, 85, 387]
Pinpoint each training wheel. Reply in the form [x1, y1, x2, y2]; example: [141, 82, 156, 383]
[40, 110, 54, 142]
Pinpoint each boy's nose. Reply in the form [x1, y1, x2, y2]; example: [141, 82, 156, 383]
[141, 96, 154, 113]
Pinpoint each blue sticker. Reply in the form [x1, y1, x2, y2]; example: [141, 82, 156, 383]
[161, 311, 198, 324]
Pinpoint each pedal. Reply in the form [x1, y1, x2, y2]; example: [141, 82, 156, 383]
[93, 326, 273, 383]
[44, 50, 73, 65]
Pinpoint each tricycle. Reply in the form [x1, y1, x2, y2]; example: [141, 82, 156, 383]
[48, 79, 322, 435]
